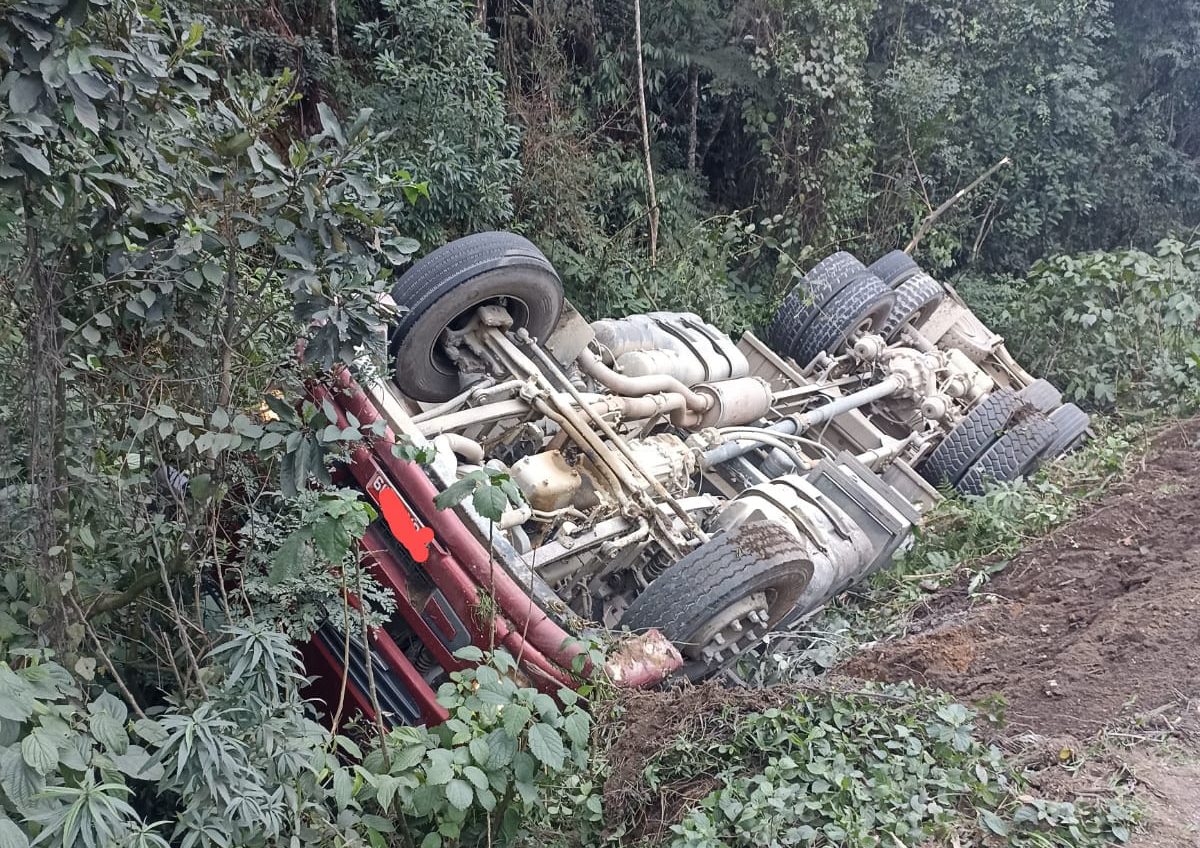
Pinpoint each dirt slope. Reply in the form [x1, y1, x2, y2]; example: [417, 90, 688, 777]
[843, 417, 1200, 846]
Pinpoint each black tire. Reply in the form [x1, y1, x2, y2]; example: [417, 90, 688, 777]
[868, 250, 920, 288]
[388, 232, 563, 401]
[621, 522, 812, 680]
[1018, 378, 1062, 414]
[918, 389, 1025, 487]
[879, 271, 944, 339]
[797, 251, 869, 305]
[791, 273, 896, 367]
[768, 252, 866, 357]
[1044, 403, 1091, 459]
[957, 412, 1057, 496]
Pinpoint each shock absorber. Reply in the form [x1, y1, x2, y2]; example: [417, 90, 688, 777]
[640, 549, 671, 584]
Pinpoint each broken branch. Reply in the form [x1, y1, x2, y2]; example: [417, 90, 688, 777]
[905, 156, 1012, 255]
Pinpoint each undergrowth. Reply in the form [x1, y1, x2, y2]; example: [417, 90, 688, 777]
[633, 685, 1136, 848]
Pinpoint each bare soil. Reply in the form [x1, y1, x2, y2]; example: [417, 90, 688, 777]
[843, 417, 1200, 845]
[598, 684, 788, 843]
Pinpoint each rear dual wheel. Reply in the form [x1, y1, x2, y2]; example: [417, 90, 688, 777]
[956, 412, 1058, 496]
[1018, 378, 1062, 414]
[918, 390, 1026, 489]
[918, 389, 1059, 495]
[768, 254, 896, 368]
[878, 272, 944, 339]
[868, 250, 921, 289]
[1044, 403, 1091, 459]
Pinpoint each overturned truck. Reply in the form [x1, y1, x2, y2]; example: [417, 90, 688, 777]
[305, 232, 1091, 727]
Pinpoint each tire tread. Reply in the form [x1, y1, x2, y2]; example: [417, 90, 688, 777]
[957, 413, 1057, 495]
[918, 389, 1024, 487]
[621, 522, 809, 641]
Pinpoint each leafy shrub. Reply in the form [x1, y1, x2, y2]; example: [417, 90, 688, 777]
[238, 487, 389, 640]
[354, 0, 522, 242]
[1, 655, 169, 848]
[662, 687, 1135, 848]
[961, 238, 1200, 412]
[0, 632, 594, 848]
[0, 628, 378, 848]
[349, 646, 596, 847]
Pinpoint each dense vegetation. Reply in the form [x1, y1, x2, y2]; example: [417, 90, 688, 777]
[195, 0, 1200, 330]
[1, 0, 1197, 846]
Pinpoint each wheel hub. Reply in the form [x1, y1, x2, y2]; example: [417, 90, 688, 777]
[689, 592, 771, 667]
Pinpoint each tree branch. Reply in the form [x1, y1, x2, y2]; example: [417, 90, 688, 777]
[905, 156, 1012, 255]
[83, 568, 165, 617]
[329, 0, 339, 56]
[68, 595, 147, 720]
[217, 236, 240, 409]
[632, 0, 659, 265]
[24, 189, 70, 649]
[686, 64, 699, 172]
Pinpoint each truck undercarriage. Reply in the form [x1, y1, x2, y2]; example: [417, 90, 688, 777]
[304, 232, 1091, 726]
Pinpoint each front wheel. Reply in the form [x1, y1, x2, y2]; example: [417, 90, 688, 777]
[388, 232, 564, 401]
[620, 522, 812, 680]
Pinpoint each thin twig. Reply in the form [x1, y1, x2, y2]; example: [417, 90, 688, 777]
[327, 565, 354, 736]
[150, 532, 209, 699]
[903, 123, 934, 215]
[154, 628, 188, 696]
[68, 595, 147, 720]
[686, 64, 699, 172]
[354, 563, 391, 768]
[632, 0, 659, 265]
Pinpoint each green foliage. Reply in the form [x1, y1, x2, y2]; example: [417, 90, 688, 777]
[502, 0, 1199, 319]
[0, 627, 392, 848]
[176, 0, 1200, 335]
[0, 0, 412, 657]
[238, 488, 389, 639]
[741, 0, 876, 247]
[961, 238, 1200, 412]
[354, 0, 520, 242]
[0, 638, 1143, 848]
[659, 686, 1135, 847]
[149, 627, 363, 848]
[0, 655, 168, 848]
[349, 647, 596, 847]
[0, 620, 590, 848]
[867, 0, 1121, 270]
[434, 467, 525, 523]
[0, 15, 413, 848]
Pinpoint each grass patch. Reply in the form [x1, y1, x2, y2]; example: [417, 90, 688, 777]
[669, 688, 1132, 847]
